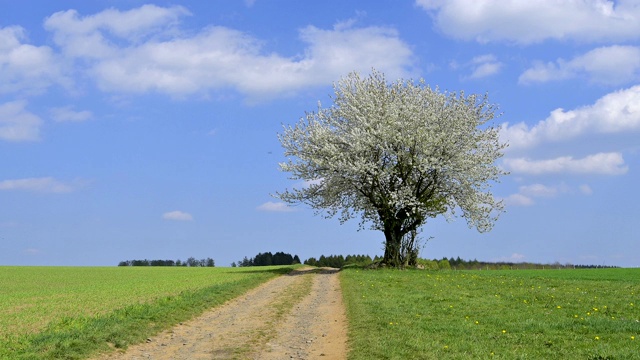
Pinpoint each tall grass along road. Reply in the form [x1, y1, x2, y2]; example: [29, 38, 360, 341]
[0, 266, 287, 359]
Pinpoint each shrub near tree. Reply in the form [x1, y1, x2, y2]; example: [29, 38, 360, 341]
[277, 70, 507, 268]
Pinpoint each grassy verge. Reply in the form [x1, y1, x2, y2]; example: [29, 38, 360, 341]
[0, 266, 292, 360]
[341, 268, 640, 359]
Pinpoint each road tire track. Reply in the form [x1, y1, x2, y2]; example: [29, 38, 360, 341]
[94, 268, 347, 360]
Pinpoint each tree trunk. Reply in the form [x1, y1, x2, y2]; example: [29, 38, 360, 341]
[382, 226, 403, 268]
[382, 224, 420, 268]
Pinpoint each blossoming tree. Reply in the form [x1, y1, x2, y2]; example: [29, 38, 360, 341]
[276, 70, 507, 267]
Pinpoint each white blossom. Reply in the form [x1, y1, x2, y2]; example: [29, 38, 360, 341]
[277, 70, 507, 265]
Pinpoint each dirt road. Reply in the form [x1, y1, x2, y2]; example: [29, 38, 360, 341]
[95, 268, 347, 360]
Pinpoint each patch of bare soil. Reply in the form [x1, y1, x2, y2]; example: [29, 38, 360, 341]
[94, 268, 347, 360]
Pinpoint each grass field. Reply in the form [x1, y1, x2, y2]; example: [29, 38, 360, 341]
[341, 268, 640, 359]
[0, 266, 290, 360]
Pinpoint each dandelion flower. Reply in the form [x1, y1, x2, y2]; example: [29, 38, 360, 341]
[557, 306, 561, 309]
[595, 336, 600, 340]
[502, 330, 507, 334]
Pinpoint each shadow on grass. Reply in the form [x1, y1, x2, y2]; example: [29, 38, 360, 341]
[224, 266, 343, 276]
[221, 267, 297, 276]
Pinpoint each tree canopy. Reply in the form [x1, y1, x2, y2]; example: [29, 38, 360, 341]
[236, 251, 301, 267]
[277, 70, 507, 267]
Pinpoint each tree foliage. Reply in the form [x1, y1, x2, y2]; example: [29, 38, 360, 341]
[304, 254, 375, 268]
[237, 251, 300, 267]
[118, 257, 215, 267]
[277, 70, 507, 267]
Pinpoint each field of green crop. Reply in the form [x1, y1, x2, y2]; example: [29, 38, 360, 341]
[341, 268, 640, 359]
[0, 266, 290, 359]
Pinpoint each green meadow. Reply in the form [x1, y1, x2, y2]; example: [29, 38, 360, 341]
[1, 266, 639, 359]
[0, 266, 289, 359]
[341, 268, 640, 359]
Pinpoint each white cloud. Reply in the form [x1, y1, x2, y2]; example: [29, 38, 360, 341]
[579, 184, 593, 195]
[0, 100, 42, 142]
[503, 152, 628, 175]
[503, 183, 578, 207]
[50, 106, 93, 122]
[0, 26, 67, 94]
[503, 183, 561, 206]
[44, 5, 190, 58]
[0, 177, 74, 193]
[257, 201, 296, 212]
[520, 45, 640, 85]
[519, 183, 564, 197]
[162, 210, 193, 221]
[467, 54, 503, 79]
[416, 0, 640, 44]
[493, 253, 526, 262]
[43, 5, 414, 100]
[500, 85, 640, 149]
[503, 193, 534, 206]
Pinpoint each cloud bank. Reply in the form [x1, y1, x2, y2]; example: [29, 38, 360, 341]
[503, 153, 628, 176]
[500, 85, 640, 150]
[416, 0, 640, 44]
[32, 5, 414, 100]
[520, 45, 640, 85]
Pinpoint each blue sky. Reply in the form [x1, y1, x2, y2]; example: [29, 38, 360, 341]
[1, 0, 638, 267]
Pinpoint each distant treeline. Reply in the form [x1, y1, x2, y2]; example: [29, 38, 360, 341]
[233, 251, 301, 267]
[304, 254, 377, 268]
[298, 254, 619, 270]
[432, 257, 619, 270]
[118, 257, 215, 267]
